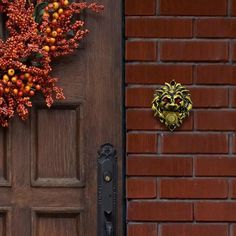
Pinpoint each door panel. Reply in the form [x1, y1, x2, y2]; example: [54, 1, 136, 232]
[31, 104, 84, 187]
[0, 0, 122, 235]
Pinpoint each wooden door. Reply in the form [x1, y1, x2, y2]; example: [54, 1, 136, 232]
[0, 0, 122, 235]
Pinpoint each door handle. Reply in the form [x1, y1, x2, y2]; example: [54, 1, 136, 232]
[104, 211, 113, 236]
[97, 144, 117, 236]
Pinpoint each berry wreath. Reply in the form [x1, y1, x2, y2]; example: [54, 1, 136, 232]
[0, 0, 103, 127]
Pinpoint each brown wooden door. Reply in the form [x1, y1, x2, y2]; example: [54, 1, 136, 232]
[0, 0, 122, 235]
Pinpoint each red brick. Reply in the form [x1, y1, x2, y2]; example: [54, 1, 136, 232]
[162, 133, 228, 154]
[231, 88, 236, 107]
[195, 202, 236, 221]
[160, 179, 228, 199]
[127, 76, 230, 103]
[126, 110, 193, 131]
[196, 65, 236, 85]
[126, 88, 154, 108]
[126, 18, 192, 38]
[231, 224, 236, 236]
[232, 0, 236, 16]
[126, 41, 157, 61]
[128, 201, 193, 221]
[127, 133, 157, 153]
[126, 64, 193, 85]
[195, 156, 236, 176]
[232, 135, 236, 153]
[196, 19, 236, 38]
[161, 224, 228, 236]
[125, 0, 156, 16]
[160, 0, 227, 16]
[196, 111, 236, 131]
[231, 42, 236, 61]
[127, 178, 157, 199]
[230, 180, 236, 198]
[160, 41, 228, 62]
[190, 87, 228, 108]
[126, 87, 228, 108]
[127, 224, 158, 236]
[126, 110, 159, 130]
[127, 156, 193, 176]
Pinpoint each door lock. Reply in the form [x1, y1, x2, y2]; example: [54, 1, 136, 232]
[104, 171, 112, 182]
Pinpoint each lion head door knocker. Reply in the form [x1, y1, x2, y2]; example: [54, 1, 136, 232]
[152, 80, 193, 131]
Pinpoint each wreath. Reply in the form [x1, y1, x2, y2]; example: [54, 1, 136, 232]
[0, 0, 103, 127]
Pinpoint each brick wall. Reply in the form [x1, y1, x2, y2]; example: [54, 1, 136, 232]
[125, 0, 236, 235]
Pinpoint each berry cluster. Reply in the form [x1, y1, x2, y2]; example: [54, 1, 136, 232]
[0, 0, 103, 127]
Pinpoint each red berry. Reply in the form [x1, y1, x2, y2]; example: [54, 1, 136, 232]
[29, 90, 35, 96]
[16, 80, 22, 87]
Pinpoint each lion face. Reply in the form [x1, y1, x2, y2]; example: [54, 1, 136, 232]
[152, 80, 193, 131]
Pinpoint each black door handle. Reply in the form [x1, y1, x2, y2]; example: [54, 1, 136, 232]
[104, 211, 113, 236]
[97, 144, 117, 236]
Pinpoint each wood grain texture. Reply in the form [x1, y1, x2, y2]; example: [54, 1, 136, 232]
[0, 0, 123, 235]
[31, 105, 84, 187]
[32, 208, 82, 236]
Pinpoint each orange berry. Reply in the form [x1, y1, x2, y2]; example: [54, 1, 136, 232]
[35, 85, 41, 90]
[52, 19, 57, 25]
[56, 28, 62, 33]
[53, 2, 60, 10]
[25, 86, 31, 92]
[11, 76, 17, 83]
[18, 91, 23, 97]
[63, 0, 69, 6]
[46, 27, 51, 34]
[43, 46, 50, 52]
[8, 69, 15, 76]
[24, 73, 30, 79]
[58, 8, 63, 14]
[3, 74, 9, 82]
[49, 37, 56, 44]
[13, 89, 18, 95]
[53, 12, 59, 19]
[46, 38, 51, 43]
[50, 45, 56, 51]
[48, 3, 53, 8]
[4, 88, 9, 93]
[51, 31, 58, 37]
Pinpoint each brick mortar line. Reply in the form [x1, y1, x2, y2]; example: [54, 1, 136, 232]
[128, 154, 236, 158]
[229, 133, 233, 155]
[128, 199, 236, 203]
[126, 84, 234, 88]
[154, 177, 235, 180]
[126, 39, 232, 42]
[125, 108, 236, 111]
[126, 61, 235, 65]
[125, 16, 236, 19]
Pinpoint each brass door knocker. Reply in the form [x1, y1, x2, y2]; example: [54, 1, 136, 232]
[152, 80, 193, 131]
